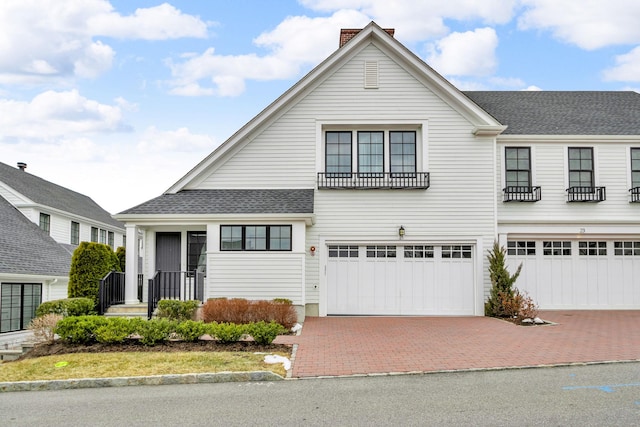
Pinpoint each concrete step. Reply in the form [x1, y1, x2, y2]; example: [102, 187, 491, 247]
[105, 303, 148, 318]
[0, 349, 24, 361]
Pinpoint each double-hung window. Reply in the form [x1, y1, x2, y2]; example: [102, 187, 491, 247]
[91, 227, 98, 242]
[568, 147, 594, 188]
[71, 221, 80, 245]
[631, 148, 640, 202]
[221, 225, 291, 251]
[39, 213, 50, 234]
[325, 131, 352, 177]
[505, 147, 531, 188]
[390, 131, 416, 177]
[358, 131, 384, 176]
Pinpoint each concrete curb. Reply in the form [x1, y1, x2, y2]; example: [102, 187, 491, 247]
[0, 370, 283, 393]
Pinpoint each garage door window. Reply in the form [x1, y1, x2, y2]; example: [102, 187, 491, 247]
[442, 245, 472, 259]
[543, 241, 571, 256]
[404, 245, 434, 258]
[328, 245, 359, 258]
[507, 241, 535, 255]
[579, 241, 606, 256]
[614, 241, 640, 256]
[366, 246, 396, 258]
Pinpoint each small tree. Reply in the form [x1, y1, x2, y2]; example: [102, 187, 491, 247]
[485, 241, 522, 317]
[68, 242, 120, 305]
[115, 246, 126, 271]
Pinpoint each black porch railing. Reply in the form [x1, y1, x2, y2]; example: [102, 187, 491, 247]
[503, 186, 542, 202]
[566, 186, 606, 202]
[630, 187, 640, 203]
[98, 271, 145, 315]
[317, 172, 430, 189]
[148, 271, 205, 319]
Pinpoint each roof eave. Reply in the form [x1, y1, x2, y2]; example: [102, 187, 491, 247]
[114, 212, 316, 226]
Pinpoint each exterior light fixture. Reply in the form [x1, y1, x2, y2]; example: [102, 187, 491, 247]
[399, 226, 405, 238]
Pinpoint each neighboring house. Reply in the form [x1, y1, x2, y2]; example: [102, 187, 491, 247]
[115, 22, 640, 320]
[0, 161, 125, 253]
[0, 195, 70, 348]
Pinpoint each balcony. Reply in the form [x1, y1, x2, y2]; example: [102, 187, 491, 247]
[503, 186, 541, 202]
[630, 187, 640, 203]
[566, 186, 606, 202]
[317, 172, 430, 190]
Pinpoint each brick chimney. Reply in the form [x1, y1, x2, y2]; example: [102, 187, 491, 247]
[339, 27, 395, 47]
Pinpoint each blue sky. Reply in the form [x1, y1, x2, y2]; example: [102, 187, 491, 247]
[1, 0, 639, 214]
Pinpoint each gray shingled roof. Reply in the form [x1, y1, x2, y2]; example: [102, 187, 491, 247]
[118, 189, 315, 215]
[0, 196, 70, 277]
[464, 91, 640, 135]
[0, 161, 123, 229]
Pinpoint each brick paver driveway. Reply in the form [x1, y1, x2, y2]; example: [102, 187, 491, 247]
[274, 311, 640, 378]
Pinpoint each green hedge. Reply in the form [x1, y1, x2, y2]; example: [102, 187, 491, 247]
[68, 242, 120, 305]
[157, 299, 200, 321]
[35, 298, 96, 318]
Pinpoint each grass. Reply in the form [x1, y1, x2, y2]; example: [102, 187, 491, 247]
[0, 350, 290, 382]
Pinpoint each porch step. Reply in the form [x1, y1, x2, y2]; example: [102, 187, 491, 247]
[0, 342, 37, 362]
[105, 304, 148, 318]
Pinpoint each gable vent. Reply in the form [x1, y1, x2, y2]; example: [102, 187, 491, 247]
[364, 61, 379, 89]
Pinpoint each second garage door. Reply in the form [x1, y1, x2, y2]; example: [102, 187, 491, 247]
[326, 244, 475, 315]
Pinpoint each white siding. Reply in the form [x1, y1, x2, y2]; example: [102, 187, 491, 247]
[208, 254, 305, 304]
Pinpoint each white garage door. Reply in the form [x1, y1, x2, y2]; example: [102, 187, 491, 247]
[506, 240, 640, 309]
[326, 244, 475, 315]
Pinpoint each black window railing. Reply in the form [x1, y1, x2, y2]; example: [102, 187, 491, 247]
[630, 187, 640, 203]
[317, 172, 430, 189]
[566, 186, 606, 202]
[503, 186, 541, 202]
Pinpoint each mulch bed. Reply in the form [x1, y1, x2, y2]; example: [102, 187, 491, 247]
[17, 340, 292, 361]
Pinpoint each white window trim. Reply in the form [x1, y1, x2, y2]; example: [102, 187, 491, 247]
[564, 145, 600, 189]
[501, 145, 537, 189]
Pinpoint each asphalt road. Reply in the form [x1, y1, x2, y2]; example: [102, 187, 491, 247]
[2, 362, 640, 426]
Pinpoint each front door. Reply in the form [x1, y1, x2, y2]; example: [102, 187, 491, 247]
[156, 232, 181, 298]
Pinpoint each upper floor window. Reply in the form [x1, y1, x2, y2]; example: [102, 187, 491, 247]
[390, 131, 416, 176]
[99, 229, 107, 244]
[505, 147, 531, 188]
[71, 221, 80, 245]
[358, 131, 384, 176]
[91, 227, 98, 242]
[632, 148, 640, 188]
[568, 147, 594, 188]
[220, 225, 291, 251]
[108, 231, 114, 248]
[39, 213, 50, 234]
[326, 131, 352, 177]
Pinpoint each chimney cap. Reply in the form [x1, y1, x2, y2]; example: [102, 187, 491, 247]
[17, 162, 27, 171]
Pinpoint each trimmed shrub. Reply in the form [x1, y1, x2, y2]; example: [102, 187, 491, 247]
[157, 299, 200, 322]
[208, 322, 247, 343]
[54, 316, 109, 344]
[247, 321, 286, 345]
[136, 318, 176, 346]
[175, 320, 207, 342]
[94, 317, 136, 344]
[36, 298, 96, 318]
[28, 314, 63, 344]
[201, 298, 297, 329]
[68, 242, 120, 305]
[115, 246, 126, 271]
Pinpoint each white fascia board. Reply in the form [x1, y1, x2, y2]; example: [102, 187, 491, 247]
[15, 202, 124, 232]
[114, 213, 316, 227]
[0, 273, 67, 282]
[497, 134, 640, 143]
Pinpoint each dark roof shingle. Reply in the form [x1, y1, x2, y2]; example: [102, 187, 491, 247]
[118, 189, 315, 215]
[464, 91, 640, 135]
[0, 161, 123, 229]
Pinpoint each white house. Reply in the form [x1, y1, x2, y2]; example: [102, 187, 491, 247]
[115, 22, 640, 319]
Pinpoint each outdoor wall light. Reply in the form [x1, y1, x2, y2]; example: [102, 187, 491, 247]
[399, 226, 405, 238]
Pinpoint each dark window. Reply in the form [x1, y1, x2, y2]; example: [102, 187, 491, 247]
[579, 241, 606, 256]
[325, 131, 352, 176]
[568, 147, 594, 188]
[220, 226, 292, 251]
[366, 246, 396, 258]
[328, 245, 359, 258]
[404, 245, 434, 258]
[507, 241, 536, 256]
[390, 131, 416, 176]
[71, 221, 80, 245]
[442, 245, 472, 259]
[614, 241, 640, 256]
[631, 148, 640, 188]
[505, 147, 531, 187]
[1, 283, 42, 333]
[543, 241, 571, 256]
[108, 231, 114, 248]
[187, 231, 207, 273]
[99, 229, 107, 244]
[91, 227, 98, 242]
[358, 131, 384, 176]
[39, 213, 50, 234]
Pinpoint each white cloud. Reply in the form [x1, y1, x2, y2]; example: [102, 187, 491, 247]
[427, 28, 499, 77]
[603, 46, 640, 82]
[137, 127, 217, 154]
[518, 0, 640, 50]
[0, 0, 209, 85]
[0, 90, 129, 139]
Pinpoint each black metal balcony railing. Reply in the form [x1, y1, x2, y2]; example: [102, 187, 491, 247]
[630, 187, 640, 203]
[503, 186, 542, 202]
[566, 186, 606, 202]
[317, 172, 430, 189]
